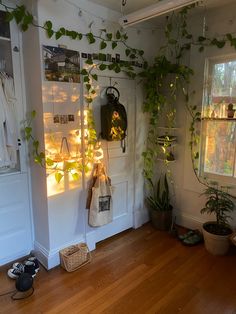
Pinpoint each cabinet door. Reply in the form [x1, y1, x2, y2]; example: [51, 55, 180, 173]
[0, 10, 33, 265]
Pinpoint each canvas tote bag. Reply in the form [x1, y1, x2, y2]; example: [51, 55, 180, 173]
[89, 163, 113, 227]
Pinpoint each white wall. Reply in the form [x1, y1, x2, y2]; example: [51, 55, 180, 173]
[173, 2, 236, 229]
[22, 0, 159, 268]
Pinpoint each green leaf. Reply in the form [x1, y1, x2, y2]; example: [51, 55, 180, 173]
[125, 49, 131, 56]
[100, 41, 107, 49]
[5, 12, 14, 22]
[59, 27, 66, 35]
[25, 126, 32, 134]
[47, 29, 54, 38]
[45, 20, 52, 30]
[46, 158, 54, 166]
[92, 74, 98, 81]
[226, 33, 233, 41]
[21, 24, 29, 32]
[114, 65, 121, 73]
[77, 33, 83, 40]
[106, 33, 112, 41]
[70, 31, 78, 39]
[112, 41, 117, 49]
[81, 69, 88, 75]
[85, 59, 93, 65]
[33, 140, 39, 149]
[99, 64, 107, 71]
[83, 76, 90, 83]
[55, 31, 62, 40]
[198, 36, 206, 42]
[72, 173, 80, 181]
[108, 63, 115, 70]
[86, 84, 91, 91]
[55, 172, 63, 183]
[116, 30, 121, 39]
[86, 32, 96, 44]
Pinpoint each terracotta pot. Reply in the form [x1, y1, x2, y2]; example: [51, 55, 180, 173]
[149, 208, 172, 231]
[202, 222, 232, 255]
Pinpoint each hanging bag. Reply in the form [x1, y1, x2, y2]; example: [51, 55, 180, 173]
[101, 86, 127, 152]
[89, 163, 113, 227]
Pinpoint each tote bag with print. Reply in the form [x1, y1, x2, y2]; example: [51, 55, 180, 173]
[89, 164, 113, 227]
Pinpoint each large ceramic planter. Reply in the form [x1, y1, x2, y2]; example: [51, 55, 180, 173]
[202, 222, 232, 255]
[150, 208, 172, 231]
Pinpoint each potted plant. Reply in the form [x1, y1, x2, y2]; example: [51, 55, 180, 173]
[201, 185, 235, 255]
[146, 174, 173, 231]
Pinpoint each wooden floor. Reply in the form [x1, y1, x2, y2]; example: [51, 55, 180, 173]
[1, 223, 236, 314]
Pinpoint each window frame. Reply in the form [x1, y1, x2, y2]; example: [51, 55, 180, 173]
[200, 54, 236, 188]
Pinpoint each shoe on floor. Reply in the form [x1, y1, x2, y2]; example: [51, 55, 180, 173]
[8, 261, 36, 279]
[13, 256, 40, 273]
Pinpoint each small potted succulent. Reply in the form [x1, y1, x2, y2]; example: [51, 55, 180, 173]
[146, 174, 173, 231]
[201, 184, 236, 255]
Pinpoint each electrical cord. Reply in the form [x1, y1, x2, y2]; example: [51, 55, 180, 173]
[0, 290, 16, 297]
[0, 286, 34, 300]
[11, 287, 35, 300]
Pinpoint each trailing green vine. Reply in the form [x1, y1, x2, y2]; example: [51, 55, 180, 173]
[0, 1, 146, 182]
[141, 4, 236, 201]
[1, 0, 236, 196]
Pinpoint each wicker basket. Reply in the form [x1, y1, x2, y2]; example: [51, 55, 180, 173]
[59, 243, 91, 272]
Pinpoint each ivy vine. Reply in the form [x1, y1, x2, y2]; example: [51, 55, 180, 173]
[1, 0, 236, 196]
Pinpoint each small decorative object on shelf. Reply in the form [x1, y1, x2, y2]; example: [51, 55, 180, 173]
[227, 103, 235, 118]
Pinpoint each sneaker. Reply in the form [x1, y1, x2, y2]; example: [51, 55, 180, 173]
[13, 256, 40, 273]
[27, 256, 40, 273]
[8, 261, 36, 279]
[24, 261, 36, 278]
[7, 267, 22, 279]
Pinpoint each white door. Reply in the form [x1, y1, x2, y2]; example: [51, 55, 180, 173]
[86, 75, 136, 245]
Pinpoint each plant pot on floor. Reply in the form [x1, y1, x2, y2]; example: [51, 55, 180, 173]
[149, 208, 172, 231]
[202, 222, 233, 255]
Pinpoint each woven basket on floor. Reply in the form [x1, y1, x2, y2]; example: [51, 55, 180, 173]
[59, 243, 91, 272]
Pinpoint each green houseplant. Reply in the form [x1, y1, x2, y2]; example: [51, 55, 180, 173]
[201, 185, 235, 255]
[146, 174, 173, 231]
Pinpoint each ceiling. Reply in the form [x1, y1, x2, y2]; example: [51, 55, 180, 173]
[87, 0, 235, 15]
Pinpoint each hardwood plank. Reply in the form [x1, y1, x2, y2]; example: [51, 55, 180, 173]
[0, 223, 236, 314]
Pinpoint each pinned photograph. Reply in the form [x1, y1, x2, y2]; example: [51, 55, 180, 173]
[53, 115, 60, 124]
[60, 115, 68, 124]
[81, 52, 88, 58]
[43, 45, 80, 83]
[68, 114, 75, 122]
[116, 54, 120, 63]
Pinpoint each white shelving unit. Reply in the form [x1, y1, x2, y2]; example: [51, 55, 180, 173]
[0, 8, 33, 266]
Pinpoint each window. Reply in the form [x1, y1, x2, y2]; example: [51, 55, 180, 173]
[201, 56, 236, 183]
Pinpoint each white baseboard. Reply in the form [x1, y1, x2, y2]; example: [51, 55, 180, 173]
[175, 212, 205, 230]
[34, 235, 85, 270]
